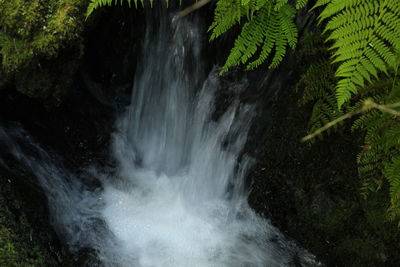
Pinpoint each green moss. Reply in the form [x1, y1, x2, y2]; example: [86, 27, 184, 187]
[0, 188, 57, 266]
[0, 0, 87, 98]
[0, 35, 33, 72]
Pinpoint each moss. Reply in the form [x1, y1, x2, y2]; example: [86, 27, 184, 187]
[0, 0, 87, 98]
[0, 179, 58, 266]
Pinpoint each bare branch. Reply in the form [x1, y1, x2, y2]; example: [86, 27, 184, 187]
[371, 102, 400, 116]
[301, 109, 362, 142]
[301, 99, 400, 142]
[177, 0, 211, 17]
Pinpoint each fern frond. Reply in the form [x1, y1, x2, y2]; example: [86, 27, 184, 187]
[384, 156, 400, 219]
[245, 10, 278, 69]
[352, 110, 381, 130]
[87, 0, 115, 17]
[316, 0, 400, 108]
[296, 57, 346, 140]
[351, 80, 400, 219]
[219, 6, 269, 72]
[279, 4, 298, 49]
[274, 0, 288, 11]
[295, 0, 308, 9]
[209, 0, 246, 41]
[313, 0, 333, 10]
[214, 3, 299, 73]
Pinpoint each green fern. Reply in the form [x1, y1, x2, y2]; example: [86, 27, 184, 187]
[209, 0, 309, 73]
[208, 0, 248, 41]
[295, 0, 308, 9]
[296, 37, 344, 142]
[385, 156, 400, 219]
[352, 79, 400, 220]
[298, 29, 400, 221]
[315, 0, 400, 108]
[357, 115, 400, 220]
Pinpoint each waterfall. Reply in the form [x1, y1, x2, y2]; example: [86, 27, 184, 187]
[0, 9, 320, 267]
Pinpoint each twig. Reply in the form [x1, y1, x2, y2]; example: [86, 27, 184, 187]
[301, 109, 363, 142]
[301, 99, 400, 142]
[177, 0, 211, 17]
[371, 102, 400, 116]
[385, 102, 400, 108]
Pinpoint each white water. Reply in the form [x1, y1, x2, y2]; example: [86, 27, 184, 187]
[0, 11, 320, 267]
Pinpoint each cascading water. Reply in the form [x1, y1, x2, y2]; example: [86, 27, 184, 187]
[0, 9, 321, 267]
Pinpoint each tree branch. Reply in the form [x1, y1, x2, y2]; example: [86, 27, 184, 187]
[177, 0, 211, 17]
[301, 99, 400, 142]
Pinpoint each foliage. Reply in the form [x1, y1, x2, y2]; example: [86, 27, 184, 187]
[208, 0, 400, 108]
[209, 0, 308, 73]
[297, 59, 344, 141]
[298, 32, 400, 221]
[352, 79, 400, 221]
[315, 0, 400, 108]
[288, 0, 400, 222]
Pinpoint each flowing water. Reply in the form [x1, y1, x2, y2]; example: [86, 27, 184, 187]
[0, 10, 320, 267]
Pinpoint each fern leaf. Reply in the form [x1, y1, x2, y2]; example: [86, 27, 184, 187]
[86, 0, 136, 17]
[351, 81, 400, 220]
[313, 0, 333, 10]
[384, 156, 400, 218]
[274, 0, 288, 11]
[209, 0, 245, 41]
[280, 4, 298, 48]
[87, 0, 115, 17]
[317, 0, 400, 107]
[295, 0, 309, 9]
[245, 11, 277, 69]
[217, 3, 298, 73]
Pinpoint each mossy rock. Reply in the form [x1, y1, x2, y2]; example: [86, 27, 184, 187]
[0, 0, 87, 99]
[0, 179, 58, 266]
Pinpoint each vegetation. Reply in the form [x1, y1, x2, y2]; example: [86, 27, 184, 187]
[296, 1, 400, 223]
[0, 169, 58, 266]
[0, 0, 87, 98]
[316, 0, 400, 108]
[248, 30, 400, 265]
[208, 0, 306, 72]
